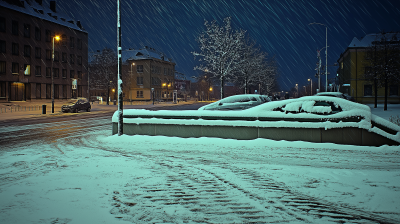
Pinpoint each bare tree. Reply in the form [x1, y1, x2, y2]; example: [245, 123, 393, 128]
[192, 17, 246, 99]
[89, 48, 117, 105]
[364, 32, 400, 110]
[250, 56, 278, 95]
[234, 38, 265, 94]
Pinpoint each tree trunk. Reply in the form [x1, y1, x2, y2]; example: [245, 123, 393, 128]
[244, 77, 247, 94]
[106, 80, 110, 105]
[374, 78, 377, 108]
[384, 77, 388, 111]
[220, 76, 224, 99]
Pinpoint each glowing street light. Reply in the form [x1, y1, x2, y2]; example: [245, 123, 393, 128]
[52, 35, 61, 113]
[308, 78, 313, 95]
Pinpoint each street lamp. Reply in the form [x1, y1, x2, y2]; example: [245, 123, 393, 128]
[51, 35, 60, 113]
[295, 83, 298, 98]
[309, 22, 328, 92]
[130, 62, 135, 75]
[308, 78, 313, 95]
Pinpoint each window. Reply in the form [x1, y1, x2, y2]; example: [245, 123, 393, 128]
[62, 34, 67, 46]
[0, 82, 5, 97]
[0, 61, 5, 74]
[364, 85, 372, 96]
[53, 68, 59, 78]
[137, 76, 143, 85]
[12, 43, 19, 55]
[62, 69, 67, 78]
[70, 54, 74, 64]
[62, 52, 67, 62]
[137, 91, 143, 98]
[77, 38, 82, 49]
[70, 37, 74, 48]
[12, 20, 18, 35]
[46, 49, 51, 60]
[164, 68, 167, 75]
[137, 65, 143, 73]
[54, 51, 59, 61]
[24, 45, 31, 57]
[390, 85, 398, 96]
[24, 24, 30, 38]
[70, 70, 74, 78]
[35, 66, 41, 76]
[151, 77, 160, 85]
[35, 47, 41, 58]
[45, 29, 51, 42]
[0, 40, 5, 53]
[24, 64, 30, 75]
[77, 71, 82, 79]
[12, 62, 19, 74]
[0, 17, 5, 32]
[35, 27, 41, 40]
[77, 56, 82, 65]
[46, 67, 51, 77]
[151, 65, 160, 74]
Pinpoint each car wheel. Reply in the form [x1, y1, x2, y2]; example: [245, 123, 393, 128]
[87, 107, 91, 112]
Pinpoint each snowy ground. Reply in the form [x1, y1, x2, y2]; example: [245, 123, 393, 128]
[0, 104, 399, 223]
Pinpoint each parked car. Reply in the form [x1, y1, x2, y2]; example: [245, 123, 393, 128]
[315, 92, 355, 102]
[61, 98, 91, 113]
[198, 94, 271, 110]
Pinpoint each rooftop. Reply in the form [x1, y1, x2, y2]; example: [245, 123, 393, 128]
[0, 0, 86, 33]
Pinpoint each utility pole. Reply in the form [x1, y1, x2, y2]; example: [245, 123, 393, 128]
[117, 0, 123, 135]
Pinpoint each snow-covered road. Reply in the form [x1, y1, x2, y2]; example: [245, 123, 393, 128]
[0, 115, 399, 223]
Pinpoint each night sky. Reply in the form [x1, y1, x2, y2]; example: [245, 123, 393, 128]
[51, 0, 400, 91]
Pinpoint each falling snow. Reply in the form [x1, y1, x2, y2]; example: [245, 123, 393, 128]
[53, 0, 400, 90]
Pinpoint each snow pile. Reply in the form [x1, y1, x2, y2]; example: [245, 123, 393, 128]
[112, 96, 400, 143]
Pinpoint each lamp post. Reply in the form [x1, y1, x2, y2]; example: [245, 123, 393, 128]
[51, 35, 60, 113]
[309, 22, 328, 92]
[130, 62, 135, 74]
[295, 83, 298, 98]
[308, 78, 313, 95]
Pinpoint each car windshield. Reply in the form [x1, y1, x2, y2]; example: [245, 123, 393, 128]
[66, 99, 79, 104]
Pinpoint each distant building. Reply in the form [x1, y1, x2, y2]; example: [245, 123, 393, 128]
[122, 47, 175, 101]
[337, 32, 400, 104]
[0, 0, 88, 101]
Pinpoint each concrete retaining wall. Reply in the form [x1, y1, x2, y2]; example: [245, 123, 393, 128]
[112, 122, 399, 146]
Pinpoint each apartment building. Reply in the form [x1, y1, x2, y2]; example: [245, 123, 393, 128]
[122, 47, 175, 101]
[337, 32, 400, 104]
[0, 0, 88, 101]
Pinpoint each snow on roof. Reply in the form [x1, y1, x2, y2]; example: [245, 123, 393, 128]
[348, 32, 399, 48]
[122, 47, 175, 63]
[0, 0, 86, 33]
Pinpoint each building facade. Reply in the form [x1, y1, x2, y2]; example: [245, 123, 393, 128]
[0, 0, 88, 101]
[122, 47, 175, 101]
[337, 32, 400, 104]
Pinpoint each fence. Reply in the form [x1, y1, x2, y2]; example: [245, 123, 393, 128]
[0, 105, 42, 113]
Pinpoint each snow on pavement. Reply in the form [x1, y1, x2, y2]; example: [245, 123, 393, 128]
[1, 128, 399, 223]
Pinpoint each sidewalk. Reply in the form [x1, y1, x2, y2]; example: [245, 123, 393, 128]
[0, 100, 197, 122]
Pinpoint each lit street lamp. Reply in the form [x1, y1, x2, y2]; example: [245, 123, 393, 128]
[295, 83, 298, 98]
[52, 35, 60, 113]
[309, 22, 328, 92]
[308, 78, 313, 95]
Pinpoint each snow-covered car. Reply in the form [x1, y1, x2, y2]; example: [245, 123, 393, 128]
[198, 94, 271, 110]
[61, 98, 91, 113]
[315, 92, 355, 102]
[113, 95, 400, 145]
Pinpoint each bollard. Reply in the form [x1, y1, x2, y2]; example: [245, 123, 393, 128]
[42, 105, 46, 114]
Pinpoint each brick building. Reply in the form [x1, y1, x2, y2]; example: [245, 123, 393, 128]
[122, 47, 175, 101]
[0, 0, 88, 101]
